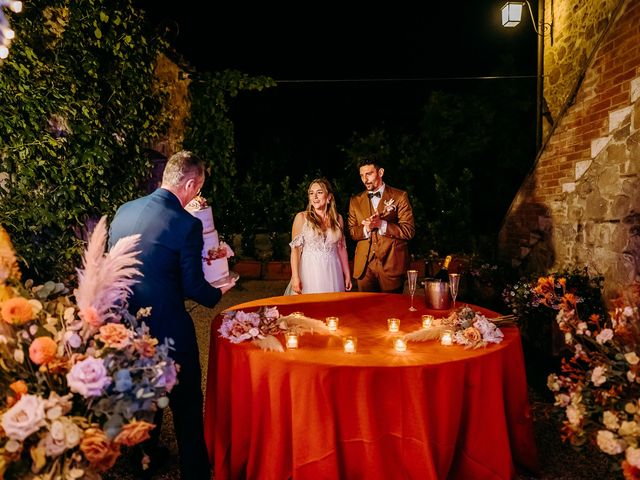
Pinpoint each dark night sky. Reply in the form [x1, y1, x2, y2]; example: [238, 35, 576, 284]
[136, 1, 538, 186]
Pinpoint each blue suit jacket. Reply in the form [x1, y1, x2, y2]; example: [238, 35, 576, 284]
[108, 188, 221, 353]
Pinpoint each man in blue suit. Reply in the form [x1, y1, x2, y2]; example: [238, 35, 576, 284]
[109, 150, 235, 479]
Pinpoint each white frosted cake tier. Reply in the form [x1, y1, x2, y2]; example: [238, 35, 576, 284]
[202, 231, 229, 283]
[187, 205, 228, 283]
[188, 206, 215, 233]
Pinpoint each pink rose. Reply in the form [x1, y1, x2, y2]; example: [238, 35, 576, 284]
[66, 357, 111, 398]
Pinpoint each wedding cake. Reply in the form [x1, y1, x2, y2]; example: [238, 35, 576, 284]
[185, 196, 233, 284]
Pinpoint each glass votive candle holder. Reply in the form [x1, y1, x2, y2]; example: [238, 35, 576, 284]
[343, 336, 357, 354]
[285, 332, 299, 349]
[387, 318, 400, 333]
[421, 314, 434, 329]
[440, 330, 454, 346]
[394, 337, 408, 352]
[326, 316, 339, 332]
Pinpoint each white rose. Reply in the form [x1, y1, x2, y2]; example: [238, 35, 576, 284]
[597, 430, 626, 455]
[625, 352, 640, 365]
[603, 411, 620, 430]
[1, 394, 47, 441]
[591, 366, 607, 386]
[623, 306, 634, 317]
[554, 394, 570, 407]
[596, 328, 614, 344]
[627, 447, 640, 468]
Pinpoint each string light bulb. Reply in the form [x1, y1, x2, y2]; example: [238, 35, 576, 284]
[0, 0, 22, 62]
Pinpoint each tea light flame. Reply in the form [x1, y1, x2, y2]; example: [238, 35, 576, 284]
[326, 316, 339, 332]
[285, 334, 298, 349]
[394, 338, 407, 352]
[440, 331, 453, 346]
[422, 315, 434, 329]
[387, 318, 400, 333]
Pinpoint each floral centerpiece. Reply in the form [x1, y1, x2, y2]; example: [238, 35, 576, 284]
[219, 307, 332, 351]
[404, 306, 506, 349]
[0, 217, 176, 479]
[547, 282, 640, 479]
[502, 267, 605, 353]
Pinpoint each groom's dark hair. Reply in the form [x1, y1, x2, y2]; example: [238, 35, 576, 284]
[356, 154, 385, 170]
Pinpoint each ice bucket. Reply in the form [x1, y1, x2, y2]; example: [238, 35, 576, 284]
[424, 279, 451, 310]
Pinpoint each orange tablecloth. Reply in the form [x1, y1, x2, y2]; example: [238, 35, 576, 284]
[204, 292, 539, 480]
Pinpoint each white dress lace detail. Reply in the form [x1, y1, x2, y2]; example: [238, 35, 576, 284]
[286, 219, 345, 294]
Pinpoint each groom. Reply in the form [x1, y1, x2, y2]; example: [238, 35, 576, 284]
[348, 157, 415, 293]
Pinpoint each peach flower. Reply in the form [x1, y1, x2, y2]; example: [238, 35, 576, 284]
[463, 327, 482, 344]
[97, 323, 132, 349]
[29, 337, 58, 365]
[133, 336, 158, 358]
[80, 428, 121, 472]
[114, 420, 156, 447]
[1, 297, 34, 325]
[80, 306, 103, 328]
[9, 380, 27, 397]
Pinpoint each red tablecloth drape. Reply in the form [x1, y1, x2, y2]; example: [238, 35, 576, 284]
[205, 292, 539, 479]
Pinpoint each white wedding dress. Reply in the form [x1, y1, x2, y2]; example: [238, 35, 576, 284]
[285, 219, 345, 295]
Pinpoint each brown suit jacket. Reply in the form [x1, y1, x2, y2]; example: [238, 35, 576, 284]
[347, 185, 415, 280]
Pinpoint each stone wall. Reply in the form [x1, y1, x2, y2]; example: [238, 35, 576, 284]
[542, 0, 620, 130]
[499, 0, 640, 296]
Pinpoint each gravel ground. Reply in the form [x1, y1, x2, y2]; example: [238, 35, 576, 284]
[104, 280, 611, 480]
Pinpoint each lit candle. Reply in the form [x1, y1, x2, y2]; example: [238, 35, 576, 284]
[343, 336, 357, 353]
[421, 315, 434, 329]
[326, 316, 339, 332]
[387, 318, 400, 333]
[440, 330, 453, 346]
[285, 333, 298, 349]
[394, 338, 407, 352]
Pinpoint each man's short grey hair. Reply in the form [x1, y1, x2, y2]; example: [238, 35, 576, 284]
[162, 150, 205, 187]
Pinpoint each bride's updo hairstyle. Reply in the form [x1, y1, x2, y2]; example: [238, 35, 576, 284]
[306, 178, 341, 238]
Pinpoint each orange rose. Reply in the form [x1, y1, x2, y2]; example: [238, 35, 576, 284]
[114, 420, 156, 447]
[97, 323, 132, 349]
[29, 337, 58, 365]
[1, 297, 34, 325]
[463, 327, 482, 344]
[133, 336, 158, 358]
[9, 380, 27, 397]
[80, 428, 121, 472]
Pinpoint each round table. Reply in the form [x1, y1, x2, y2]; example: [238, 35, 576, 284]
[204, 292, 539, 480]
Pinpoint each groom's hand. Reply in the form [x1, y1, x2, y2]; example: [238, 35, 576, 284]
[367, 213, 382, 230]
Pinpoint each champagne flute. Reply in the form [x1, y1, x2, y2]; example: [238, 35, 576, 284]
[449, 273, 460, 310]
[407, 269, 418, 312]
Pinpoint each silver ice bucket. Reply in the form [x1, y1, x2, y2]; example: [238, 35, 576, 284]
[424, 279, 451, 310]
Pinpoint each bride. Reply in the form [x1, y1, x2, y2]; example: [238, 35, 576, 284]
[285, 178, 352, 295]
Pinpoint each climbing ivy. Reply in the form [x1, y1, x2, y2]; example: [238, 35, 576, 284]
[0, 0, 169, 279]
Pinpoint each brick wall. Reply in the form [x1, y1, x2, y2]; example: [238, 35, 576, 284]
[499, 0, 640, 296]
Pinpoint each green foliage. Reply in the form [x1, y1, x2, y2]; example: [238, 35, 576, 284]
[341, 84, 534, 258]
[0, 0, 168, 280]
[183, 71, 307, 257]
